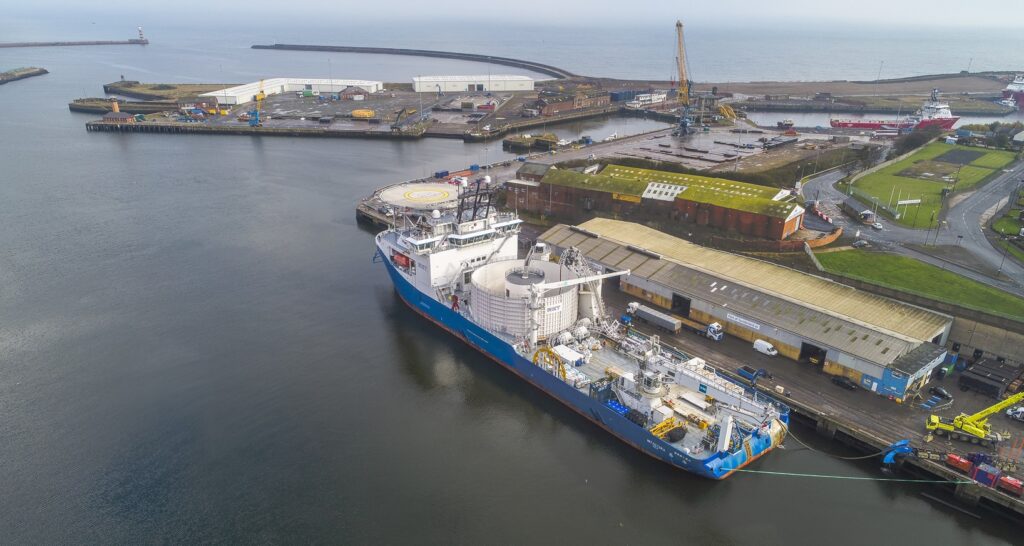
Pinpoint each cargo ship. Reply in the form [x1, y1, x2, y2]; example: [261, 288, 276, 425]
[830, 89, 959, 131]
[374, 182, 789, 479]
[1004, 75, 1024, 104]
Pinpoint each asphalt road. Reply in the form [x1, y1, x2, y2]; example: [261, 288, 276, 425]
[802, 163, 1024, 296]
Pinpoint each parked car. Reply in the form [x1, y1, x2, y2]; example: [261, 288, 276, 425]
[1006, 407, 1024, 422]
[831, 376, 858, 390]
[852, 240, 869, 248]
[871, 222, 883, 230]
[929, 386, 952, 400]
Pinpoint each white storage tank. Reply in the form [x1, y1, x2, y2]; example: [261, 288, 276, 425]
[469, 259, 578, 338]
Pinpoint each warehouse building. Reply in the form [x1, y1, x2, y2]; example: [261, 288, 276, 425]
[517, 164, 804, 240]
[200, 78, 385, 105]
[412, 75, 534, 93]
[539, 218, 953, 400]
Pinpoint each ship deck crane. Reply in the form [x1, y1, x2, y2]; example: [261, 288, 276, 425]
[926, 390, 1024, 446]
[526, 268, 630, 346]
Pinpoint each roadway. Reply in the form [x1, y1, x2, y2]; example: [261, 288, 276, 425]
[802, 163, 1024, 296]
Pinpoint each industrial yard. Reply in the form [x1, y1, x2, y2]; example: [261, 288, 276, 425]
[8, 9, 1024, 543]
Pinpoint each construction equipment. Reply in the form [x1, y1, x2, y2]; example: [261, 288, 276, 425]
[533, 346, 566, 381]
[649, 417, 682, 439]
[717, 104, 737, 120]
[674, 20, 693, 136]
[925, 391, 1024, 447]
[248, 79, 265, 127]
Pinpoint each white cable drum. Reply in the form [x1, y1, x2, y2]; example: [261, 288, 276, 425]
[469, 259, 578, 338]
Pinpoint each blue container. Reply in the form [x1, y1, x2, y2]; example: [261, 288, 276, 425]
[434, 170, 449, 179]
[971, 463, 1000, 487]
[470, 164, 480, 171]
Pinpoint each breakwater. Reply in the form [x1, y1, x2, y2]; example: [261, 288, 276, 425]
[251, 43, 575, 79]
[0, 39, 147, 48]
[0, 67, 48, 85]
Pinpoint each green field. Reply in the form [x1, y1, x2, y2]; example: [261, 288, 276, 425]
[993, 213, 1022, 235]
[853, 143, 1016, 228]
[816, 250, 1024, 320]
[971, 150, 1018, 169]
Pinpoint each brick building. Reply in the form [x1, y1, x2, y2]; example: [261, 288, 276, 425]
[538, 91, 610, 116]
[511, 164, 804, 240]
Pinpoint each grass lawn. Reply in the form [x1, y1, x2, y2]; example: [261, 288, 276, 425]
[996, 239, 1024, 265]
[970, 148, 1017, 169]
[993, 213, 1022, 236]
[816, 250, 1024, 321]
[853, 142, 1016, 228]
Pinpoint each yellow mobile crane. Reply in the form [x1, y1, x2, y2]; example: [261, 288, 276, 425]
[926, 390, 1024, 447]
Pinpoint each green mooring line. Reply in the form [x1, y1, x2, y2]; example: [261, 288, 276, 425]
[726, 468, 974, 484]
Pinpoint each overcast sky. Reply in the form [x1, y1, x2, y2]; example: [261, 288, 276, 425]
[8, 0, 1023, 27]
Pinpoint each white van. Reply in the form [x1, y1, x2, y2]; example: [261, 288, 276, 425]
[753, 339, 778, 356]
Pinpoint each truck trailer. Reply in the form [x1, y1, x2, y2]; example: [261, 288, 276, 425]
[627, 303, 682, 333]
[626, 303, 724, 341]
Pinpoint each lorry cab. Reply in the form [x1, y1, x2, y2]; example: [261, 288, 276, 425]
[753, 339, 778, 356]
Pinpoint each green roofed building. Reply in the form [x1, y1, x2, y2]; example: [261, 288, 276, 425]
[514, 164, 805, 240]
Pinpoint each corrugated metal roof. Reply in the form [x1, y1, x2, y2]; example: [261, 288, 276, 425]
[539, 220, 953, 367]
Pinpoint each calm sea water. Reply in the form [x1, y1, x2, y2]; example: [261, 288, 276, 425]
[1, 18, 1020, 544]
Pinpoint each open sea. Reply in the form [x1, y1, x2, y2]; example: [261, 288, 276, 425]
[1, 14, 1021, 544]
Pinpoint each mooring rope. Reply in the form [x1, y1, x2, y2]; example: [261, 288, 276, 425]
[783, 426, 885, 460]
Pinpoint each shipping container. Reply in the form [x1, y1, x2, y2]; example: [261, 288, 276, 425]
[632, 304, 682, 334]
[997, 476, 1023, 497]
[970, 463, 1000, 487]
[946, 453, 973, 473]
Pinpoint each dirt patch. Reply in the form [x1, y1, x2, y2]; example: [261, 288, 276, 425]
[896, 160, 960, 182]
[934, 149, 985, 165]
[947, 190, 975, 209]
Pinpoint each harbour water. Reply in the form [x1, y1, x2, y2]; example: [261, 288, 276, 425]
[1, 19, 1021, 544]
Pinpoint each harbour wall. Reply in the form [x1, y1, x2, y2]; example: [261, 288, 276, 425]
[0, 39, 148, 48]
[251, 44, 575, 79]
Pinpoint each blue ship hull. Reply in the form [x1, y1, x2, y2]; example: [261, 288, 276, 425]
[378, 243, 782, 479]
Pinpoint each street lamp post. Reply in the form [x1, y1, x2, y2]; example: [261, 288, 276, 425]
[997, 236, 1010, 277]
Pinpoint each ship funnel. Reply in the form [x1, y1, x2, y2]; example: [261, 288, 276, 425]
[111, 100, 120, 113]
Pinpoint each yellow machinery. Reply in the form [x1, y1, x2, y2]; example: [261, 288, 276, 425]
[247, 79, 266, 127]
[649, 417, 682, 439]
[926, 391, 1024, 446]
[351, 109, 376, 119]
[533, 346, 566, 381]
[255, 79, 265, 116]
[675, 20, 689, 107]
[717, 104, 737, 120]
